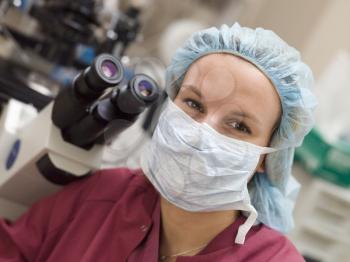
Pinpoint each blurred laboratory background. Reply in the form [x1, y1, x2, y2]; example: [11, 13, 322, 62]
[0, 1, 349, 262]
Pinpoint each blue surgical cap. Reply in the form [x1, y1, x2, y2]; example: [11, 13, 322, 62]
[165, 23, 317, 232]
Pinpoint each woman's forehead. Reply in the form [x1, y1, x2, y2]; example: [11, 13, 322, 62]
[182, 53, 279, 103]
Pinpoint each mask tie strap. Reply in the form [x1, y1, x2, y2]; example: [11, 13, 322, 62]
[235, 204, 258, 244]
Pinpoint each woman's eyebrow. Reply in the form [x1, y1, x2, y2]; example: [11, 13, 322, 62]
[227, 111, 262, 124]
[181, 85, 202, 98]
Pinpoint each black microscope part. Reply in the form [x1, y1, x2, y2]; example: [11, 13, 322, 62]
[52, 54, 124, 130]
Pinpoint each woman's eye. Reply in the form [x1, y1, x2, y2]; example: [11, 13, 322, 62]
[184, 99, 204, 113]
[230, 121, 251, 134]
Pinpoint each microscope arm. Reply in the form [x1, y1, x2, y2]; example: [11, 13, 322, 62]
[0, 100, 104, 220]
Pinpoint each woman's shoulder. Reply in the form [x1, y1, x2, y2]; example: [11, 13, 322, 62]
[84, 167, 151, 202]
[50, 167, 150, 207]
[241, 223, 304, 262]
[44, 167, 152, 232]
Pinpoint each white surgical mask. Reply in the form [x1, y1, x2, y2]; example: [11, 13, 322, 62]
[140, 98, 277, 244]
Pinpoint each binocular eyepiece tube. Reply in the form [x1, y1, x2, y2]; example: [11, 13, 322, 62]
[52, 54, 124, 130]
[51, 53, 161, 149]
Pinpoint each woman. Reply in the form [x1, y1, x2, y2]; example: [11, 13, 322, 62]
[0, 23, 316, 261]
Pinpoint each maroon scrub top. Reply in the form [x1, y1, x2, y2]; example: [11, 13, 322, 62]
[0, 168, 304, 262]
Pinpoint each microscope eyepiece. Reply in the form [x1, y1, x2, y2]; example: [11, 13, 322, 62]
[101, 60, 119, 78]
[85, 54, 124, 92]
[132, 75, 159, 102]
[137, 80, 153, 97]
[114, 74, 160, 115]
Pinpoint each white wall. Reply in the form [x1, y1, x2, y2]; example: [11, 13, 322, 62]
[237, 0, 350, 80]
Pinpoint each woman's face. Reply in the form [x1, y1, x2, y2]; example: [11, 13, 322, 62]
[174, 53, 282, 173]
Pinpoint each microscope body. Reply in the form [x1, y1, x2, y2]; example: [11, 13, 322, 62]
[0, 54, 161, 220]
[0, 99, 104, 220]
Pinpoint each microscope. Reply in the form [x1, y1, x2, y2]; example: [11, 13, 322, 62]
[0, 53, 162, 220]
